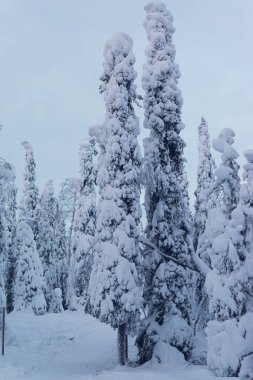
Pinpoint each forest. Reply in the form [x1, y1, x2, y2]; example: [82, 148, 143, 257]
[0, 1, 252, 380]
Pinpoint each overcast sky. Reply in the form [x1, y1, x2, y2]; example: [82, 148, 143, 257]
[1, 0, 253, 205]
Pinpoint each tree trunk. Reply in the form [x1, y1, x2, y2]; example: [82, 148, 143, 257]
[125, 332, 128, 363]
[118, 323, 126, 365]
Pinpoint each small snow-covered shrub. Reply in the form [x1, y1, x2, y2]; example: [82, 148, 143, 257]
[152, 341, 186, 367]
[51, 288, 63, 313]
[33, 292, 47, 316]
[206, 319, 243, 377]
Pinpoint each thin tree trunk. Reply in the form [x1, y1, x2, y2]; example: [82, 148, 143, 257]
[118, 323, 126, 365]
[125, 332, 128, 363]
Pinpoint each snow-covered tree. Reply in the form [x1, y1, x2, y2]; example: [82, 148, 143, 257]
[137, 1, 194, 364]
[37, 180, 58, 308]
[58, 177, 79, 307]
[54, 204, 68, 309]
[212, 128, 240, 215]
[0, 158, 16, 309]
[70, 139, 96, 309]
[19, 141, 39, 236]
[36, 180, 67, 311]
[5, 165, 17, 312]
[87, 33, 142, 365]
[13, 220, 46, 315]
[193, 117, 216, 252]
[203, 129, 252, 376]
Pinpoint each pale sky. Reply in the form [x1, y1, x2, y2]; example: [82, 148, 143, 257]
[1, 0, 253, 205]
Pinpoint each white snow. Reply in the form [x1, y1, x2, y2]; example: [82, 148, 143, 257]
[0, 311, 236, 380]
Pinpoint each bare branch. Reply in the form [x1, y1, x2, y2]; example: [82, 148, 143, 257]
[139, 235, 203, 275]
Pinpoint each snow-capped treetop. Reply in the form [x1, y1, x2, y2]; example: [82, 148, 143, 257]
[143, 0, 184, 135]
[102, 32, 134, 77]
[213, 128, 238, 163]
[212, 128, 240, 215]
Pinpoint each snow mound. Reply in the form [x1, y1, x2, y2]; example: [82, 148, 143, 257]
[152, 341, 186, 368]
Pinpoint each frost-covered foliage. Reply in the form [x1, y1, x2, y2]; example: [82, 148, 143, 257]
[19, 141, 39, 235]
[37, 180, 67, 310]
[137, 1, 194, 364]
[193, 117, 216, 252]
[87, 32, 142, 339]
[212, 128, 240, 215]
[13, 221, 46, 315]
[0, 158, 16, 308]
[70, 139, 96, 308]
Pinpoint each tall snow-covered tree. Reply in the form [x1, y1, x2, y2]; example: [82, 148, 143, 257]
[137, 1, 194, 364]
[87, 33, 142, 365]
[203, 129, 251, 376]
[5, 164, 17, 312]
[193, 117, 216, 252]
[19, 141, 39, 236]
[0, 157, 16, 309]
[58, 177, 79, 307]
[37, 180, 58, 309]
[54, 204, 68, 309]
[13, 220, 46, 315]
[37, 180, 67, 311]
[70, 139, 96, 309]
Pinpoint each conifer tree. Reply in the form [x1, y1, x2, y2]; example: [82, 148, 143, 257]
[37, 180, 58, 308]
[204, 129, 249, 376]
[70, 139, 96, 308]
[37, 180, 67, 311]
[0, 158, 16, 309]
[54, 204, 68, 309]
[193, 117, 216, 252]
[19, 141, 39, 236]
[137, 1, 194, 364]
[13, 220, 46, 315]
[87, 33, 142, 365]
[5, 165, 17, 312]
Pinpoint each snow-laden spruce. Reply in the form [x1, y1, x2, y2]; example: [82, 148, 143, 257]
[13, 220, 46, 315]
[87, 32, 142, 365]
[0, 157, 16, 309]
[19, 141, 39, 236]
[37, 180, 67, 311]
[193, 117, 216, 252]
[70, 139, 96, 308]
[203, 130, 253, 376]
[137, 1, 194, 364]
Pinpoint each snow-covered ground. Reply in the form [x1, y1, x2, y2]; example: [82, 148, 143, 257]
[0, 311, 236, 380]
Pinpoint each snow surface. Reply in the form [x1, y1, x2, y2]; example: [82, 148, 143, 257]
[0, 311, 237, 380]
